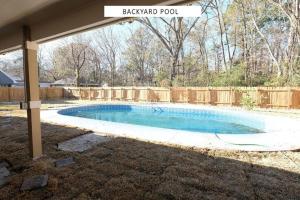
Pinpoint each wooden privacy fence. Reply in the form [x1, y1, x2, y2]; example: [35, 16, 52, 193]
[64, 87, 300, 109]
[1, 86, 300, 109]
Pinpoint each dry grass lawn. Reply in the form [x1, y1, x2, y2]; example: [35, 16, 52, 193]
[0, 101, 299, 199]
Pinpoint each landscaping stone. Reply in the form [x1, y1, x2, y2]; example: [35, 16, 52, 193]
[20, 175, 48, 191]
[55, 157, 75, 167]
[57, 133, 111, 152]
[0, 167, 10, 178]
[0, 161, 10, 168]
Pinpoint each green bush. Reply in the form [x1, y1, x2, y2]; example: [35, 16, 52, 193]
[264, 75, 287, 86]
[241, 92, 256, 110]
[212, 63, 247, 86]
[155, 71, 170, 86]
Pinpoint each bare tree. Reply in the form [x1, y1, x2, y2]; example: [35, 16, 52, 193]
[89, 49, 103, 85]
[268, 0, 300, 77]
[211, 0, 233, 70]
[93, 28, 120, 86]
[53, 36, 93, 86]
[137, 17, 200, 84]
[250, 8, 281, 76]
[124, 27, 154, 86]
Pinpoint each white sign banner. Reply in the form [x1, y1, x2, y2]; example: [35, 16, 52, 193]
[104, 6, 202, 17]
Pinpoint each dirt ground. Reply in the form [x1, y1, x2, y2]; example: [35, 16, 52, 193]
[0, 101, 299, 199]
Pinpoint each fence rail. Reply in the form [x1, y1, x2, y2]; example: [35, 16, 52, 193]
[1, 86, 300, 109]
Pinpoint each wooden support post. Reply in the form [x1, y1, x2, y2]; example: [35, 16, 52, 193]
[23, 26, 42, 159]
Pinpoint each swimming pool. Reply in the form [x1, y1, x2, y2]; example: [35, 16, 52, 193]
[58, 104, 265, 134]
[42, 103, 300, 151]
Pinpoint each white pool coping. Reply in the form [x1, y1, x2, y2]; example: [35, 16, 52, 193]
[41, 103, 300, 151]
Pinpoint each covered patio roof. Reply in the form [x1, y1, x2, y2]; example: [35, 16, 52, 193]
[0, 0, 191, 54]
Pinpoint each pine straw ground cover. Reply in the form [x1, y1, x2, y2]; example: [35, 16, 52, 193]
[0, 103, 299, 199]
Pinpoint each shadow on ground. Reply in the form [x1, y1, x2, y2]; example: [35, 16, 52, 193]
[0, 113, 299, 200]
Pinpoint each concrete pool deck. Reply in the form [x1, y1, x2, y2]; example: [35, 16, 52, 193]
[41, 103, 300, 151]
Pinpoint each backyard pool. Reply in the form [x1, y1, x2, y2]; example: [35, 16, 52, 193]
[42, 103, 300, 151]
[58, 104, 264, 134]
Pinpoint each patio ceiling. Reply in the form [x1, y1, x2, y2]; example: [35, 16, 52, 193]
[0, 0, 192, 54]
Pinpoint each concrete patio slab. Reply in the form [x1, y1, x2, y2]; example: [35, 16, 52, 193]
[57, 133, 111, 152]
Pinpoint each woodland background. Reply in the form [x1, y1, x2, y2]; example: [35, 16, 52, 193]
[0, 0, 299, 87]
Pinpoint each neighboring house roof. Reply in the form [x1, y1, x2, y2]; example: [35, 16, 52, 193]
[0, 69, 16, 85]
[51, 78, 75, 85]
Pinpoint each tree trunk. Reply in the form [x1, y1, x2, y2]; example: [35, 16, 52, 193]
[75, 68, 80, 87]
[215, 0, 228, 71]
[250, 11, 281, 77]
[169, 50, 180, 86]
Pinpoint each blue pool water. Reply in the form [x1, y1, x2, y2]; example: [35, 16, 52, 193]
[58, 105, 265, 134]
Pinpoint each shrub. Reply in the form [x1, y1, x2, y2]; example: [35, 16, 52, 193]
[212, 63, 247, 86]
[241, 92, 256, 110]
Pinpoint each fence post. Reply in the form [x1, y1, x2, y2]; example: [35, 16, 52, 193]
[208, 88, 211, 105]
[186, 88, 190, 103]
[230, 87, 234, 106]
[120, 88, 123, 101]
[147, 88, 151, 102]
[169, 88, 172, 103]
[45, 87, 48, 100]
[79, 88, 81, 100]
[132, 87, 136, 102]
[89, 87, 91, 100]
[256, 88, 261, 107]
[62, 88, 65, 99]
[208, 88, 215, 105]
[109, 88, 111, 101]
[185, 88, 188, 103]
[107, 88, 110, 101]
[7, 87, 11, 102]
[288, 88, 292, 109]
